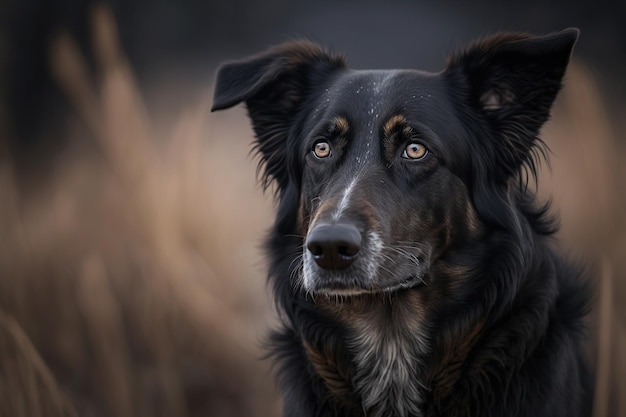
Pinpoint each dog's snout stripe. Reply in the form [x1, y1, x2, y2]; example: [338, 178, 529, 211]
[333, 177, 358, 222]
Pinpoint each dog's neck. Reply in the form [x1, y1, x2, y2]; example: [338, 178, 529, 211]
[315, 291, 431, 417]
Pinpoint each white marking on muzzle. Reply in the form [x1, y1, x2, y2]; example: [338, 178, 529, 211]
[302, 250, 315, 291]
[332, 176, 359, 222]
[365, 231, 384, 281]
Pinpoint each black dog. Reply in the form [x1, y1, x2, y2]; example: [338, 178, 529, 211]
[212, 29, 591, 417]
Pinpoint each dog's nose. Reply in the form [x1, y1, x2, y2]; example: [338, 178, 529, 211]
[306, 223, 361, 270]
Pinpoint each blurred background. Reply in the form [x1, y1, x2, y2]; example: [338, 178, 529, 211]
[0, 0, 624, 416]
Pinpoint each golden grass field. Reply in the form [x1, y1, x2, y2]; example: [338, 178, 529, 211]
[0, 5, 624, 417]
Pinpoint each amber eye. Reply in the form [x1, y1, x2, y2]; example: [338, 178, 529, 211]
[313, 140, 331, 158]
[402, 142, 428, 160]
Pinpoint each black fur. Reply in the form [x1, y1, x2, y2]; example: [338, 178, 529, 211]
[212, 29, 592, 417]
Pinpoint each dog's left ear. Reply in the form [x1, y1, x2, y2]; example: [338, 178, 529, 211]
[211, 41, 346, 192]
[445, 28, 579, 179]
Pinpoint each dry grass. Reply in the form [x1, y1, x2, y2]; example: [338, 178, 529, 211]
[0, 5, 277, 417]
[0, 5, 624, 416]
[541, 62, 626, 417]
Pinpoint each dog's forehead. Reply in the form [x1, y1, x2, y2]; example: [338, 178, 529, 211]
[309, 69, 457, 151]
[317, 69, 452, 130]
[328, 70, 440, 108]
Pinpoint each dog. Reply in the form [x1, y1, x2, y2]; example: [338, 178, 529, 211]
[211, 28, 592, 417]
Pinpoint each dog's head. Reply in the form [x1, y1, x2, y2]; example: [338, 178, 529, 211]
[212, 30, 577, 298]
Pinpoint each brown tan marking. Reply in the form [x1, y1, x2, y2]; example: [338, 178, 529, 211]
[435, 261, 474, 294]
[302, 340, 356, 407]
[465, 198, 482, 236]
[309, 200, 337, 227]
[297, 198, 312, 237]
[382, 114, 406, 137]
[382, 114, 416, 163]
[427, 319, 485, 415]
[329, 116, 350, 137]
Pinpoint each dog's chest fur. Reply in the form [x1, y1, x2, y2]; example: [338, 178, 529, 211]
[351, 321, 428, 416]
[317, 298, 429, 417]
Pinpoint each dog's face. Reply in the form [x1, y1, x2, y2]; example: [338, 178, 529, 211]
[212, 30, 578, 299]
[296, 70, 477, 295]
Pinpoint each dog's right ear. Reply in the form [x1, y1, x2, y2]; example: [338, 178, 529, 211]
[211, 41, 346, 191]
[444, 29, 578, 182]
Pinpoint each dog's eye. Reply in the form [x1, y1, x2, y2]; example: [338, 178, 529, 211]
[402, 142, 428, 160]
[313, 140, 331, 158]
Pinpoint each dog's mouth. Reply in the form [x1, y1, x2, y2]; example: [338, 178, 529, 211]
[382, 275, 427, 292]
[310, 275, 427, 298]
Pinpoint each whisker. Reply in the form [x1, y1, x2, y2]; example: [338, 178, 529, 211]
[289, 254, 305, 292]
[394, 241, 431, 251]
[390, 246, 423, 265]
[284, 234, 306, 239]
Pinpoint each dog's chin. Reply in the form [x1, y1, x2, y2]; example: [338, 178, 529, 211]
[310, 276, 426, 299]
